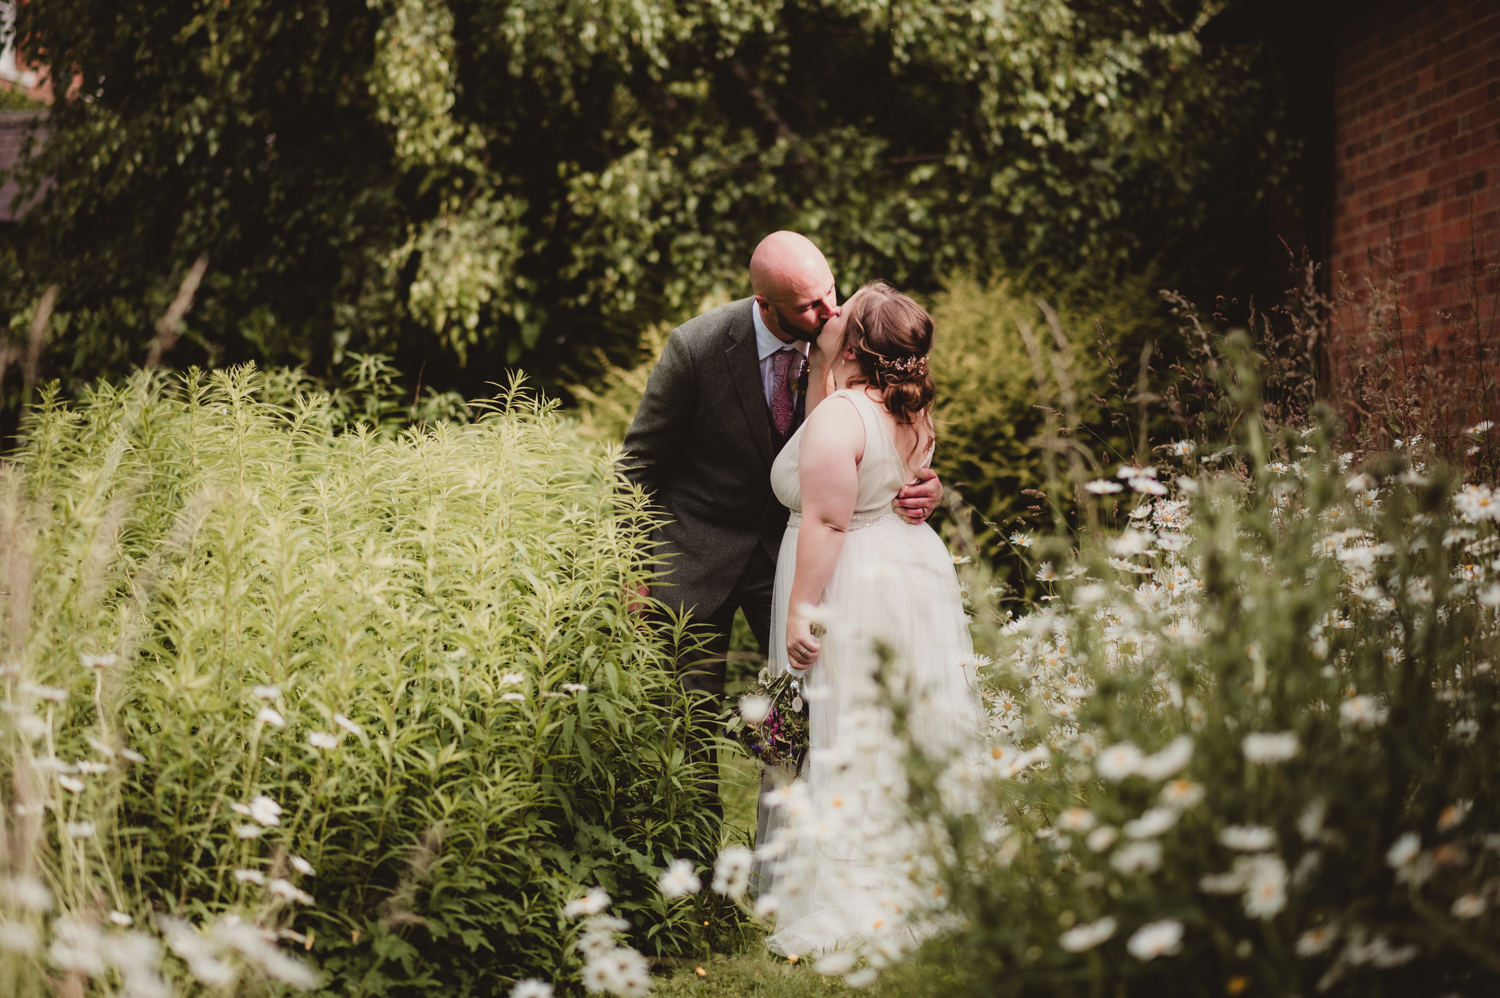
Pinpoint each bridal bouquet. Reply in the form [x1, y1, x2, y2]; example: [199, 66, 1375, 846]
[724, 667, 809, 779]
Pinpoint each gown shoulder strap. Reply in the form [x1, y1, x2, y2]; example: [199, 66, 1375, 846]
[836, 389, 901, 465]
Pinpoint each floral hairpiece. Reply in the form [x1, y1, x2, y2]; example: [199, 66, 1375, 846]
[873, 354, 929, 378]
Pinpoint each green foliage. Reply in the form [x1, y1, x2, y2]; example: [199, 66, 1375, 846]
[569, 321, 677, 448]
[0, 366, 724, 996]
[896, 339, 1500, 996]
[928, 271, 1163, 562]
[5, 0, 1290, 398]
[0, 88, 45, 111]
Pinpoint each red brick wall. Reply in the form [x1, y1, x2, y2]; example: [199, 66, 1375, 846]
[1330, 0, 1500, 360]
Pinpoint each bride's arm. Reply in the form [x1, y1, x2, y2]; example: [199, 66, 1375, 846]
[786, 397, 865, 669]
[802, 348, 831, 417]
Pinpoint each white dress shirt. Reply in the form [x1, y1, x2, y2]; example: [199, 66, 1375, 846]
[751, 300, 810, 408]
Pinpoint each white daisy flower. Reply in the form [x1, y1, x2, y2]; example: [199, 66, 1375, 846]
[1056, 807, 1096, 832]
[1059, 916, 1117, 953]
[247, 795, 282, 827]
[0, 922, 39, 954]
[1219, 825, 1276, 852]
[815, 952, 856, 976]
[1437, 800, 1471, 832]
[657, 859, 700, 899]
[1123, 807, 1179, 839]
[739, 695, 772, 725]
[1385, 832, 1420, 869]
[1109, 841, 1162, 874]
[1159, 779, 1205, 810]
[21, 683, 68, 702]
[1241, 731, 1299, 764]
[1, 874, 53, 912]
[1126, 919, 1183, 960]
[1451, 894, 1486, 919]
[1136, 736, 1193, 780]
[1096, 742, 1143, 780]
[712, 846, 753, 899]
[1239, 854, 1288, 918]
[563, 887, 611, 919]
[1295, 924, 1338, 956]
[268, 879, 314, 905]
[1338, 694, 1388, 729]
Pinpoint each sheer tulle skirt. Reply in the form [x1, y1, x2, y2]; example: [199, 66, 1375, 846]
[759, 510, 979, 958]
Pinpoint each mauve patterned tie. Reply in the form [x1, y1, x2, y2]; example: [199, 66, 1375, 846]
[771, 348, 799, 439]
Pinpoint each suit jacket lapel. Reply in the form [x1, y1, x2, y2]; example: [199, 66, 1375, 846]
[725, 305, 774, 467]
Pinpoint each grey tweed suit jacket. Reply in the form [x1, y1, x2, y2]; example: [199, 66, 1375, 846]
[621, 297, 800, 620]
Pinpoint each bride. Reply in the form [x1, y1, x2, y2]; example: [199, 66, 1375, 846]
[759, 280, 979, 959]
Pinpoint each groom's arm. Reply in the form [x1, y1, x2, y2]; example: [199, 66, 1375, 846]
[620, 330, 696, 500]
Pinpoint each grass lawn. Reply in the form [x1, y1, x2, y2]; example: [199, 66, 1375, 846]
[654, 953, 857, 998]
[668, 646, 866, 998]
[657, 641, 852, 998]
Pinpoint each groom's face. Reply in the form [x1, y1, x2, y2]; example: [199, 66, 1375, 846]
[759, 270, 840, 343]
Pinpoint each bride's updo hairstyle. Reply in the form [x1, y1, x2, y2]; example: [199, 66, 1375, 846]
[839, 280, 936, 428]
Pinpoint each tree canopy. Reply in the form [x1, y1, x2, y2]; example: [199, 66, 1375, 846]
[2, 0, 1295, 398]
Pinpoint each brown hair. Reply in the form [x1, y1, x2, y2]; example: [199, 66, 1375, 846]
[838, 281, 937, 442]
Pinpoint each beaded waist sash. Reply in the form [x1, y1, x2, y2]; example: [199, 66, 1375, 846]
[786, 508, 903, 531]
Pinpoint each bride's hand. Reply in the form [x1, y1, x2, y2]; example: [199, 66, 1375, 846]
[786, 609, 821, 669]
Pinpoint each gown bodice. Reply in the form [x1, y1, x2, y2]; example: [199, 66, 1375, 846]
[770, 389, 924, 523]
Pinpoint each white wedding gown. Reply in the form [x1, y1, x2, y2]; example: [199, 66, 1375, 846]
[759, 389, 980, 959]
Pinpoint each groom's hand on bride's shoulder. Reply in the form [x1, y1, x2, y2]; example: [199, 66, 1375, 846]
[895, 467, 942, 524]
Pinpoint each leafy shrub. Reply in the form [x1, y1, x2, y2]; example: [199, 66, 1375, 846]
[928, 271, 1164, 565]
[0, 366, 719, 997]
[7, 0, 1293, 399]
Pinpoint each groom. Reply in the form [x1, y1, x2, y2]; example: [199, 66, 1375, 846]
[620, 231, 942, 797]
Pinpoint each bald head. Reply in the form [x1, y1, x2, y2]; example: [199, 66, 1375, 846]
[749, 231, 838, 343]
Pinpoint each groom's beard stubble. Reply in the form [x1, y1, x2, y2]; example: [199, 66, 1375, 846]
[773, 303, 827, 344]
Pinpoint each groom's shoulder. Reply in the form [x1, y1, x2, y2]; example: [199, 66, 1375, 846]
[668, 297, 753, 353]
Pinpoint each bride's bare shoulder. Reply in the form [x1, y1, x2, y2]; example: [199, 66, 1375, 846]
[801, 392, 867, 459]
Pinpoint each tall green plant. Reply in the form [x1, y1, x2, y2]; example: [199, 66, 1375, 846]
[1, 366, 720, 997]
